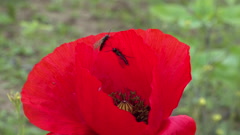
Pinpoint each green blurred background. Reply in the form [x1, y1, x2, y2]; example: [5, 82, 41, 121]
[0, 0, 240, 134]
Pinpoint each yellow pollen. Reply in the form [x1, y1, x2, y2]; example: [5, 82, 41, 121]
[117, 100, 133, 113]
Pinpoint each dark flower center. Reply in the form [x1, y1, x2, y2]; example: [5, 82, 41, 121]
[109, 91, 150, 124]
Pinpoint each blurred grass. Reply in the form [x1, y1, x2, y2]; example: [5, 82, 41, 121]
[0, 0, 239, 134]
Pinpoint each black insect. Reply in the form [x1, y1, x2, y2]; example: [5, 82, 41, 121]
[99, 34, 110, 51]
[94, 31, 111, 51]
[112, 48, 129, 65]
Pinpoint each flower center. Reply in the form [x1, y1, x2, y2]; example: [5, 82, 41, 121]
[109, 91, 150, 124]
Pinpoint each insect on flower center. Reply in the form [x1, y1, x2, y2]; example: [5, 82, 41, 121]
[109, 91, 150, 124]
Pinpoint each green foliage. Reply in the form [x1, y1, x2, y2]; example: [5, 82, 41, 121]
[150, 0, 240, 134]
[20, 20, 53, 38]
[150, 4, 189, 22]
[218, 5, 240, 26]
[150, 0, 240, 28]
[47, 0, 65, 12]
[0, 13, 14, 25]
[0, 110, 47, 135]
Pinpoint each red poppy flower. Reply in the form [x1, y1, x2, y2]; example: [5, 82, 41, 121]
[21, 29, 196, 135]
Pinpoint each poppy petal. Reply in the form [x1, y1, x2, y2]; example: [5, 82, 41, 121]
[22, 29, 195, 135]
[134, 29, 166, 53]
[46, 132, 66, 135]
[21, 42, 94, 134]
[158, 115, 196, 135]
[46, 132, 61, 135]
[91, 30, 157, 103]
[148, 32, 192, 132]
[47, 132, 97, 135]
[75, 45, 147, 135]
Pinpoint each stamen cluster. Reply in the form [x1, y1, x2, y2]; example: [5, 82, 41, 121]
[109, 90, 150, 124]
